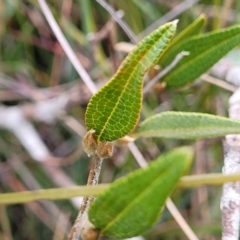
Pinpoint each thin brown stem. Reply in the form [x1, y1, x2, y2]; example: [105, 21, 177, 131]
[68, 155, 103, 240]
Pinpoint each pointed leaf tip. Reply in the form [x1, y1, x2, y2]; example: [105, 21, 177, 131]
[161, 24, 240, 88]
[172, 19, 179, 26]
[85, 21, 177, 142]
[89, 147, 193, 238]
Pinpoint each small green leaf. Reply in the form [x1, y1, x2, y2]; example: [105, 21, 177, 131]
[161, 24, 240, 88]
[159, 14, 206, 63]
[131, 111, 240, 139]
[85, 21, 177, 142]
[89, 147, 193, 238]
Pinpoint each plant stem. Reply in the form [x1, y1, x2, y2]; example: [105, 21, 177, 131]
[143, 51, 189, 94]
[221, 88, 240, 240]
[68, 155, 103, 240]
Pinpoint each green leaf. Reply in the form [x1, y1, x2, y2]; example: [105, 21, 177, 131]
[85, 21, 177, 142]
[89, 147, 193, 238]
[159, 14, 206, 63]
[161, 24, 240, 88]
[131, 111, 240, 139]
[170, 14, 206, 46]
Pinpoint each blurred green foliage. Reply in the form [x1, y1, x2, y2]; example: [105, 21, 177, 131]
[0, 0, 239, 239]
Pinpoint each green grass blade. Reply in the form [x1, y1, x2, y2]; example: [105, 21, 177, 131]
[170, 14, 206, 45]
[89, 147, 193, 238]
[161, 24, 240, 88]
[4, 173, 240, 204]
[61, 18, 87, 46]
[0, 185, 109, 205]
[80, 0, 105, 62]
[159, 14, 206, 64]
[85, 21, 177, 142]
[132, 111, 240, 139]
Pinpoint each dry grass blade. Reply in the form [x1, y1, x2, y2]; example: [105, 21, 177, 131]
[201, 74, 237, 92]
[128, 142, 199, 240]
[138, 0, 200, 39]
[96, 0, 138, 44]
[37, 0, 97, 94]
[0, 205, 13, 240]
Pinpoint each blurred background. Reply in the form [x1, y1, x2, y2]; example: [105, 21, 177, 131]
[0, 0, 240, 239]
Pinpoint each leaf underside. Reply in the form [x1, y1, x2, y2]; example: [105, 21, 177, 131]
[85, 21, 177, 142]
[132, 111, 240, 139]
[161, 24, 240, 88]
[89, 147, 193, 238]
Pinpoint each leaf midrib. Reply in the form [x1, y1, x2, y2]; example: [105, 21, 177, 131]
[98, 68, 141, 141]
[97, 29, 170, 141]
[136, 112, 240, 127]
[165, 29, 240, 82]
[133, 126, 240, 137]
[101, 163, 176, 234]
